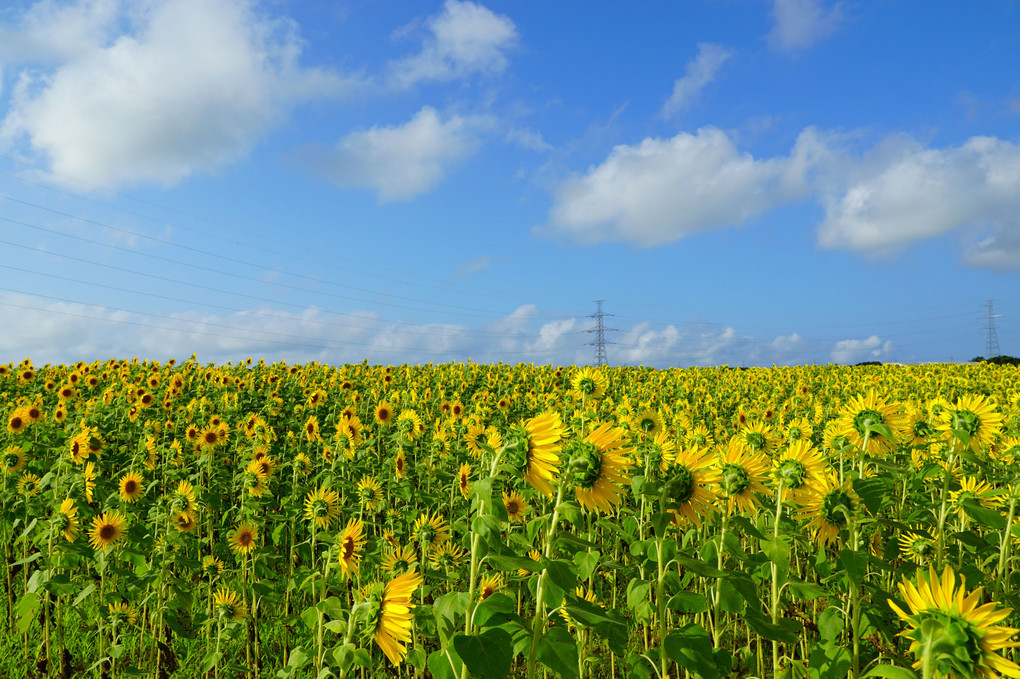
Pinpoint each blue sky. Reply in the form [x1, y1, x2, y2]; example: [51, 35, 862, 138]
[0, 0, 1018, 368]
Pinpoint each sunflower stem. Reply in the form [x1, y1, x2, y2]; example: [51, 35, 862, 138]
[996, 487, 1018, 598]
[526, 475, 567, 679]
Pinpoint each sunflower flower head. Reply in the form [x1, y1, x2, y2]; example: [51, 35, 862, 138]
[504, 412, 564, 497]
[56, 497, 79, 542]
[890, 565, 1020, 679]
[213, 588, 247, 621]
[89, 511, 128, 552]
[337, 518, 366, 579]
[363, 570, 423, 666]
[303, 487, 341, 530]
[566, 423, 635, 514]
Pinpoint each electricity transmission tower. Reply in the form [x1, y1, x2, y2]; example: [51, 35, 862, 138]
[585, 300, 616, 366]
[983, 299, 1002, 358]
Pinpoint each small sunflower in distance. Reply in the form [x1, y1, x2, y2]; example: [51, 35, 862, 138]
[213, 588, 247, 621]
[890, 565, 1020, 678]
[477, 572, 505, 601]
[502, 490, 530, 523]
[56, 498, 79, 542]
[381, 544, 419, 575]
[357, 476, 383, 512]
[228, 522, 258, 557]
[375, 401, 394, 427]
[303, 487, 341, 530]
[89, 511, 128, 552]
[2, 445, 26, 474]
[202, 555, 225, 578]
[834, 389, 907, 456]
[571, 366, 607, 400]
[18, 473, 41, 496]
[337, 518, 366, 579]
[429, 541, 467, 572]
[634, 408, 665, 438]
[412, 512, 451, 550]
[899, 526, 936, 565]
[118, 471, 144, 503]
[458, 463, 471, 500]
[108, 602, 137, 627]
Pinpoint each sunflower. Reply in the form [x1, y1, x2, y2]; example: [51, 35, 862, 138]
[17, 473, 40, 496]
[375, 402, 394, 427]
[396, 410, 423, 441]
[899, 526, 936, 565]
[294, 452, 312, 475]
[662, 446, 718, 527]
[412, 512, 451, 550]
[118, 471, 144, 503]
[772, 440, 827, 506]
[458, 463, 471, 500]
[394, 449, 407, 479]
[797, 475, 858, 547]
[502, 491, 530, 523]
[57, 498, 79, 542]
[198, 425, 224, 449]
[783, 417, 814, 444]
[173, 511, 198, 532]
[381, 544, 419, 575]
[357, 476, 383, 512]
[89, 511, 128, 552]
[170, 479, 198, 515]
[890, 565, 1020, 678]
[7, 407, 29, 435]
[565, 422, 635, 513]
[304, 487, 341, 529]
[938, 394, 1004, 455]
[83, 462, 96, 503]
[228, 522, 258, 557]
[833, 389, 907, 456]
[506, 412, 565, 497]
[304, 415, 322, 443]
[715, 436, 772, 515]
[634, 408, 665, 438]
[477, 572, 505, 601]
[202, 555, 225, 578]
[949, 477, 1000, 521]
[108, 602, 137, 627]
[465, 425, 503, 459]
[429, 541, 467, 571]
[213, 588, 247, 621]
[2, 445, 26, 474]
[337, 518, 366, 578]
[571, 366, 607, 400]
[369, 570, 423, 666]
[735, 420, 781, 457]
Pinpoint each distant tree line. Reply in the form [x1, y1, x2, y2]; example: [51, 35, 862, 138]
[970, 355, 1020, 366]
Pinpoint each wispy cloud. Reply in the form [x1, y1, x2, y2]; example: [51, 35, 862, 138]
[767, 0, 842, 52]
[661, 43, 734, 118]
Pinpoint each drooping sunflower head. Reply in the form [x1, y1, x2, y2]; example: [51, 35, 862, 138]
[108, 602, 138, 628]
[889, 565, 1020, 679]
[363, 570, 423, 666]
[171, 480, 197, 515]
[428, 541, 467, 572]
[504, 412, 564, 497]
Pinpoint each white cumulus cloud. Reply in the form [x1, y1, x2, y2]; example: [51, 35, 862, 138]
[767, 0, 842, 52]
[388, 0, 517, 89]
[816, 135, 1020, 266]
[661, 43, 734, 118]
[542, 126, 826, 247]
[830, 335, 894, 364]
[295, 106, 490, 202]
[0, 0, 347, 189]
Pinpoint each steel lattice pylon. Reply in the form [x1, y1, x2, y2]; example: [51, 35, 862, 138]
[585, 300, 616, 366]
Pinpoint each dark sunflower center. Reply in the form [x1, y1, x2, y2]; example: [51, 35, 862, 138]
[342, 537, 355, 560]
[124, 480, 137, 494]
[238, 532, 253, 546]
[507, 501, 520, 515]
[99, 525, 116, 540]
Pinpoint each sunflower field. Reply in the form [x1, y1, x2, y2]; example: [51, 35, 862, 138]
[1, 358, 1020, 679]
